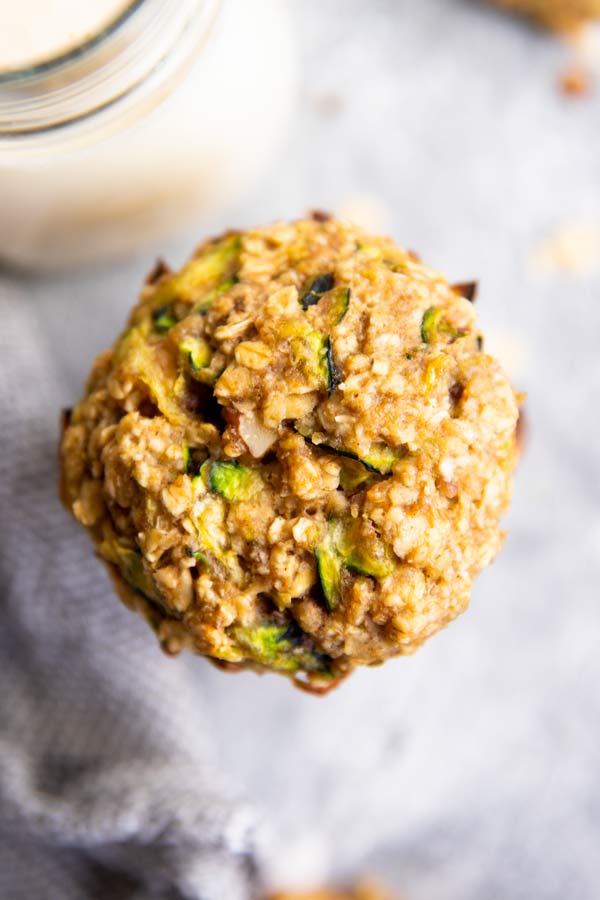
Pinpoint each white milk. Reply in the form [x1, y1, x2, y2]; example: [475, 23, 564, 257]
[0, 0, 133, 71]
[0, 0, 295, 268]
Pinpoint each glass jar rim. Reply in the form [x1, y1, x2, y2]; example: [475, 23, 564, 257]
[0, 1, 146, 85]
[0, 0, 221, 151]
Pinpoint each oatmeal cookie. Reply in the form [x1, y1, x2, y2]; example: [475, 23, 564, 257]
[60, 216, 518, 692]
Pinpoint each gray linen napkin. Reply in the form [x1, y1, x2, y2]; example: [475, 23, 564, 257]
[0, 284, 262, 900]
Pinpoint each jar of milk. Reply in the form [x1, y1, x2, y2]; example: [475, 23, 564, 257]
[0, 0, 295, 268]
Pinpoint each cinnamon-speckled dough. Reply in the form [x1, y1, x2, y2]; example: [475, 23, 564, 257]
[60, 216, 518, 692]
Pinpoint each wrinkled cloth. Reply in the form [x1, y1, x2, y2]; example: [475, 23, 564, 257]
[0, 284, 261, 900]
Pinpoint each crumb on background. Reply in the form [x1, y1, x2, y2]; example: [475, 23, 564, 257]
[337, 193, 390, 233]
[530, 222, 600, 274]
[268, 879, 399, 900]
[311, 91, 345, 118]
[559, 64, 592, 93]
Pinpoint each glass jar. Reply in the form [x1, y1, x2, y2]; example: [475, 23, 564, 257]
[0, 0, 295, 268]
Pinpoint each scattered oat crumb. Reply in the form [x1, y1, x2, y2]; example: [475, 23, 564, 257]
[312, 92, 344, 118]
[563, 21, 600, 86]
[267, 879, 400, 900]
[337, 193, 390, 233]
[560, 64, 591, 93]
[531, 222, 600, 275]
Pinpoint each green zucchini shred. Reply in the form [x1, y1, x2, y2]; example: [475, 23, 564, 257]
[290, 328, 330, 390]
[315, 520, 345, 611]
[315, 518, 395, 611]
[360, 445, 399, 475]
[192, 458, 212, 490]
[234, 623, 298, 669]
[340, 519, 395, 580]
[115, 327, 207, 433]
[345, 541, 395, 580]
[230, 622, 332, 673]
[118, 548, 159, 601]
[421, 306, 466, 344]
[338, 458, 382, 492]
[208, 459, 262, 501]
[190, 276, 239, 315]
[179, 336, 212, 372]
[185, 545, 210, 567]
[188, 492, 244, 581]
[299, 275, 350, 328]
[297, 428, 400, 476]
[101, 541, 164, 607]
[300, 273, 335, 309]
[322, 285, 350, 327]
[152, 234, 241, 307]
[309, 330, 330, 388]
[300, 278, 350, 330]
[152, 304, 178, 334]
[382, 258, 408, 273]
[325, 337, 340, 394]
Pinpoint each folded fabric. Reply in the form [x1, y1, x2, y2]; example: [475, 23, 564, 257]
[0, 284, 261, 900]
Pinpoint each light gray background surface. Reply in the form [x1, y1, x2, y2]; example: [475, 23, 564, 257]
[7, 1, 600, 897]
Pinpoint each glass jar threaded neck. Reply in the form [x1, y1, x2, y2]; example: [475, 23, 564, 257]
[0, 0, 220, 150]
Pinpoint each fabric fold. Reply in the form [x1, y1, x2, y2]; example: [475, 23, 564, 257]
[0, 285, 261, 900]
